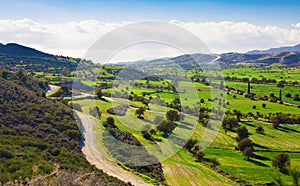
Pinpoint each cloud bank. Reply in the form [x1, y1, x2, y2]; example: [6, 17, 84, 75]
[0, 18, 300, 62]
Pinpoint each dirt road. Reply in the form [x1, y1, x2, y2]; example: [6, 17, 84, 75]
[75, 111, 152, 186]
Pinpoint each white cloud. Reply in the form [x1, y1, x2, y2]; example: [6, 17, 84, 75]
[1, 18, 300, 62]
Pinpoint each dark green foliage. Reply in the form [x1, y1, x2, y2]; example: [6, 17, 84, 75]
[243, 147, 254, 160]
[272, 153, 290, 172]
[107, 105, 128, 116]
[236, 126, 249, 141]
[135, 107, 145, 118]
[103, 127, 165, 183]
[156, 120, 177, 136]
[195, 150, 205, 162]
[184, 139, 198, 152]
[237, 138, 253, 151]
[222, 117, 238, 130]
[166, 110, 180, 121]
[89, 106, 101, 118]
[256, 126, 265, 134]
[0, 77, 127, 185]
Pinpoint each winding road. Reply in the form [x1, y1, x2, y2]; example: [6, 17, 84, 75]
[75, 111, 152, 186]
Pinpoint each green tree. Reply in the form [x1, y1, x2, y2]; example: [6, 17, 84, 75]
[289, 166, 300, 186]
[166, 110, 180, 121]
[272, 153, 290, 172]
[243, 147, 254, 160]
[135, 107, 145, 118]
[236, 126, 249, 141]
[237, 138, 253, 151]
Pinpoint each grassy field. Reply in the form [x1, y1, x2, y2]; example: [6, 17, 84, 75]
[70, 65, 300, 185]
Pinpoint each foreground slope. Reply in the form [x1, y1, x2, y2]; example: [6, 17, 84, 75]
[0, 76, 127, 185]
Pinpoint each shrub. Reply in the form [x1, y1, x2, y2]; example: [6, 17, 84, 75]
[285, 93, 292, 98]
[262, 103, 267, 108]
[252, 105, 256, 109]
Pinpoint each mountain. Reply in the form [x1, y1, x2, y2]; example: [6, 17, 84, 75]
[0, 43, 52, 58]
[246, 43, 300, 55]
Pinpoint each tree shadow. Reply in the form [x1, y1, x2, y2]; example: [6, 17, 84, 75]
[253, 143, 269, 149]
[253, 153, 270, 160]
[279, 126, 300, 133]
[241, 121, 256, 128]
[247, 158, 269, 167]
[177, 123, 193, 130]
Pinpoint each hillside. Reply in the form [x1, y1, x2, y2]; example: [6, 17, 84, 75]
[0, 75, 127, 185]
[0, 43, 52, 58]
[247, 43, 300, 54]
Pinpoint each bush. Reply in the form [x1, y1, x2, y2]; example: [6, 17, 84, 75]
[252, 105, 256, 109]
[262, 103, 266, 108]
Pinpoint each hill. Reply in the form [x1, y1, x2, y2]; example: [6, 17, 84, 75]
[0, 43, 52, 58]
[247, 43, 300, 55]
[0, 72, 127, 185]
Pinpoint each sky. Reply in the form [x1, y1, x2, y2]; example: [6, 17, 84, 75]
[0, 0, 300, 62]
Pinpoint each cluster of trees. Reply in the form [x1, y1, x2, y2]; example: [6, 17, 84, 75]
[107, 105, 128, 116]
[102, 117, 166, 184]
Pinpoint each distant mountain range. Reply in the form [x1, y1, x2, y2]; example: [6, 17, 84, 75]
[246, 43, 300, 55]
[0, 43, 52, 58]
[0, 42, 299, 67]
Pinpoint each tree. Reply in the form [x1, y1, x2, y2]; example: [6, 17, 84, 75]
[256, 126, 264, 134]
[184, 139, 198, 152]
[289, 166, 300, 186]
[135, 107, 145, 118]
[285, 93, 292, 98]
[211, 157, 219, 169]
[262, 103, 267, 108]
[237, 138, 253, 151]
[195, 150, 204, 162]
[279, 89, 282, 102]
[247, 80, 251, 94]
[236, 126, 249, 141]
[156, 120, 176, 136]
[105, 117, 116, 128]
[222, 117, 238, 130]
[96, 89, 103, 99]
[243, 147, 254, 160]
[166, 110, 180, 121]
[272, 153, 290, 172]
[271, 115, 282, 128]
[233, 110, 242, 122]
[89, 106, 101, 118]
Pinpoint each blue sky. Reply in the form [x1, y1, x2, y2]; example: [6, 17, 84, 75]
[1, 0, 299, 27]
[0, 0, 300, 60]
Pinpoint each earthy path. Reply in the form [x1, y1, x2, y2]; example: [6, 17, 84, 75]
[75, 111, 152, 186]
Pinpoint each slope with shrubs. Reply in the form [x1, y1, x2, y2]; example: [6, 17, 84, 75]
[0, 76, 127, 185]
